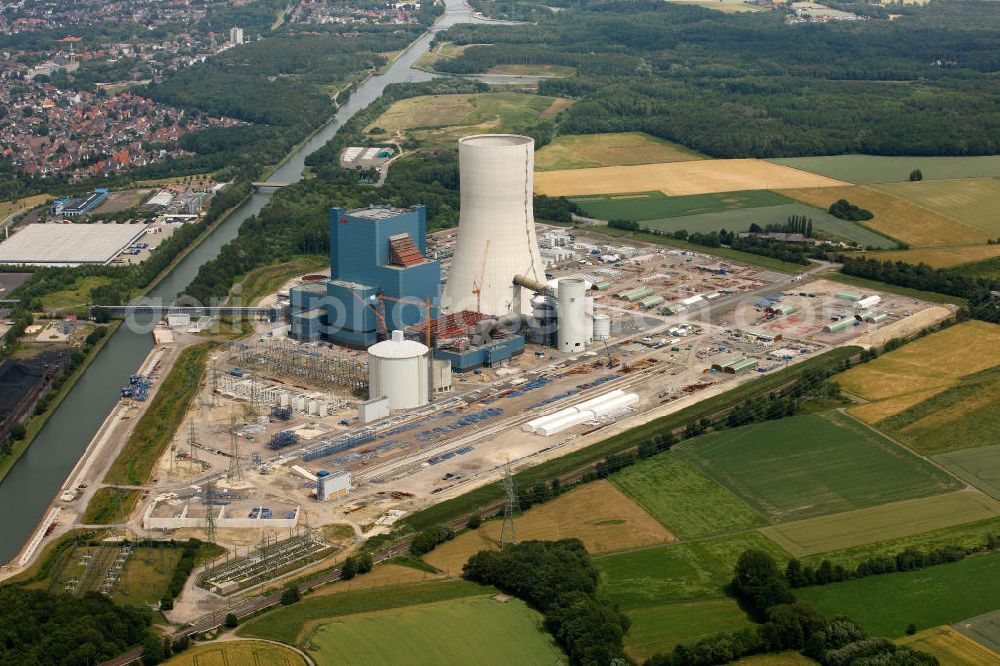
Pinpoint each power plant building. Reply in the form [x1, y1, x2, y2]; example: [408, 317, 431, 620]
[444, 135, 546, 316]
[289, 206, 440, 347]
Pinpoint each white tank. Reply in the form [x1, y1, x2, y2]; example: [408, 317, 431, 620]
[593, 314, 611, 340]
[367, 330, 430, 410]
[443, 135, 546, 315]
[557, 278, 588, 354]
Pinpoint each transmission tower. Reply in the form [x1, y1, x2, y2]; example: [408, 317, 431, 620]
[227, 412, 243, 482]
[204, 479, 217, 544]
[187, 420, 199, 463]
[499, 459, 520, 549]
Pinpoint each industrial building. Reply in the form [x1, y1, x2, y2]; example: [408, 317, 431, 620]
[340, 146, 394, 170]
[444, 135, 547, 316]
[0, 223, 147, 267]
[289, 205, 440, 347]
[50, 189, 107, 216]
[316, 470, 350, 501]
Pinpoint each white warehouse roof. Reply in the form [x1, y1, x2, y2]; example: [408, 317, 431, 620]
[0, 223, 146, 267]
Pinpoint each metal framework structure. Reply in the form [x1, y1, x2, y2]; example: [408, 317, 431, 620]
[499, 459, 520, 549]
[227, 413, 243, 482]
[235, 340, 368, 393]
[203, 479, 217, 544]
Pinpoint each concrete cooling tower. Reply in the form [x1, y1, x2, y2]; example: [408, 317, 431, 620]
[444, 134, 547, 316]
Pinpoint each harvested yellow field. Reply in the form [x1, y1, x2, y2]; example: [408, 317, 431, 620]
[875, 178, 1000, 237]
[859, 245, 1000, 268]
[761, 490, 1000, 557]
[534, 132, 704, 171]
[424, 480, 674, 575]
[779, 185, 991, 248]
[836, 320, 1000, 418]
[313, 564, 444, 596]
[0, 193, 49, 220]
[164, 640, 306, 666]
[538, 97, 574, 120]
[848, 389, 943, 424]
[898, 626, 1000, 666]
[534, 159, 846, 197]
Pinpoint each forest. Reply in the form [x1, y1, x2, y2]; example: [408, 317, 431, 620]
[435, 0, 1000, 157]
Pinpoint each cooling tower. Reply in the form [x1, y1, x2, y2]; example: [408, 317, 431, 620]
[444, 134, 546, 316]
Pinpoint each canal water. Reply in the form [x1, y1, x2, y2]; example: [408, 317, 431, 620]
[0, 0, 485, 564]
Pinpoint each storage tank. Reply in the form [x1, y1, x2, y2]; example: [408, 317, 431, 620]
[592, 314, 611, 340]
[557, 278, 588, 354]
[443, 135, 546, 315]
[367, 330, 430, 410]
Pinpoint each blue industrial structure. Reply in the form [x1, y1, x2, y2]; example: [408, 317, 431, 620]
[51, 189, 108, 216]
[289, 206, 440, 347]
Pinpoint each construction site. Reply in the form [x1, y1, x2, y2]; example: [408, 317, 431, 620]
[76, 134, 949, 603]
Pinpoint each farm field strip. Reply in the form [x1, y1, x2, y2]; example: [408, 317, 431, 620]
[424, 480, 675, 576]
[955, 609, 1000, 655]
[533, 159, 847, 197]
[875, 178, 1000, 236]
[305, 595, 564, 666]
[534, 132, 705, 171]
[898, 625, 1000, 666]
[768, 155, 1000, 185]
[675, 411, 961, 523]
[796, 550, 1000, 639]
[934, 446, 1000, 500]
[611, 452, 767, 539]
[623, 598, 753, 661]
[778, 185, 990, 247]
[163, 640, 307, 666]
[855, 245, 1000, 269]
[567, 189, 791, 221]
[760, 490, 1000, 557]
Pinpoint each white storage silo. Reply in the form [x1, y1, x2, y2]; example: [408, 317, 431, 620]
[557, 278, 588, 354]
[367, 330, 430, 410]
[593, 314, 611, 340]
[443, 135, 546, 315]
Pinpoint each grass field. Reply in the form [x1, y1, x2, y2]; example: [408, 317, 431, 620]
[424, 480, 674, 575]
[797, 551, 1000, 638]
[312, 563, 444, 595]
[164, 640, 307, 666]
[111, 546, 183, 606]
[104, 343, 212, 485]
[569, 189, 790, 220]
[238, 580, 489, 644]
[534, 132, 704, 171]
[769, 155, 1000, 185]
[875, 178, 1000, 236]
[405, 347, 861, 532]
[229, 254, 327, 306]
[39, 276, 115, 312]
[898, 625, 1000, 666]
[533, 159, 847, 197]
[596, 532, 787, 608]
[948, 255, 1000, 282]
[836, 320, 1000, 420]
[81, 487, 142, 525]
[624, 599, 752, 661]
[0, 193, 49, 221]
[935, 445, 1000, 499]
[676, 411, 961, 523]
[487, 63, 576, 77]
[760, 490, 1000, 557]
[860, 245, 1000, 269]
[956, 609, 1000, 655]
[611, 452, 767, 539]
[877, 365, 1000, 455]
[366, 93, 561, 149]
[779, 185, 990, 248]
[634, 202, 896, 248]
[306, 595, 563, 666]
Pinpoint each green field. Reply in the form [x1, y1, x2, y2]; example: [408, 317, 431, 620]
[611, 453, 767, 539]
[569, 190, 790, 220]
[956, 609, 1000, 655]
[948, 255, 1000, 282]
[878, 365, 1000, 456]
[768, 155, 1000, 185]
[595, 532, 787, 608]
[761, 490, 1000, 557]
[238, 580, 489, 644]
[81, 487, 142, 525]
[306, 595, 563, 666]
[229, 254, 327, 306]
[676, 411, 961, 523]
[625, 599, 752, 661]
[635, 202, 897, 248]
[535, 132, 704, 171]
[39, 275, 114, 312]
[875, 178, 1000, 236]
[104, 343, 213, 485]
[798, 515, 1000, 569]
[935, 446, 1000, 500]
[797, 551, 1000, 638]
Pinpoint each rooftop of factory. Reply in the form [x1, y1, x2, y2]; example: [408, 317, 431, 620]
[345, 205, 419, 221]
[0, 223, 146, 266]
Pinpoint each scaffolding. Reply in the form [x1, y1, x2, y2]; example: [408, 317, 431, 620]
[235, 340, 368, 394]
